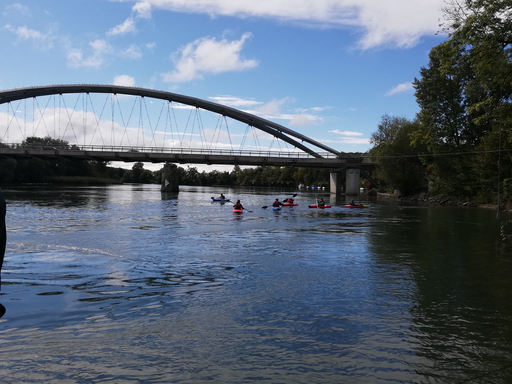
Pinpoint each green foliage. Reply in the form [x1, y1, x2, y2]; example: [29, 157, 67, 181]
[4, 136, 126, 184]
[402, 0, 512, 200]
[22, 136, 71, 149]
[172, 165, 330, 188]
[369, 115, 427, 195]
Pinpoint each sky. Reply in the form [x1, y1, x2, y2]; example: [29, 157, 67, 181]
[0, 0, 448, 171]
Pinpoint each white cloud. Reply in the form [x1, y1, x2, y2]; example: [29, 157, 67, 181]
[131, 0, 446, 49]
[107, 17, 136, 36]
[209, 96, 262, 107]
[123, 44, 143, 59]
[329, 130, 363, 136]
[5, 24, 55, 49]
[4, 3, 30, 17]
[112, 75, 136, 87]
[310, 106, 330, 112]
[162, 32, 258, 82]
[289, 114, 321, 126]
[133, 1, 152, 18]
[66, 39, 112, 68]
[325, 137, 370, 145]
[229, 97, 324, 125]
[146, 42, 156, 50]
[385, 82, 413, 96]
[295, 106, 331, 113]
[327, 130, 368, 145]
[253, 97, 291, 115]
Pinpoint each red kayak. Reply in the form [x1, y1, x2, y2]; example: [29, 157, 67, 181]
[283, 202, 298, 206]
[233, 208, 243, 213]
[308, 204, 331, 208]
[343, 204, 367, 208]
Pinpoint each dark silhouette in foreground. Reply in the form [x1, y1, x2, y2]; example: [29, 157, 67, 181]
[0, 189, 6, 318]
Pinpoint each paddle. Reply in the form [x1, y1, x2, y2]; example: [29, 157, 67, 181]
[267, 193, 297, 207]
[283, 193, 298, 203]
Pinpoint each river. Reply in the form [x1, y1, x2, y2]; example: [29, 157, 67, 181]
[0, 184, 511, 383]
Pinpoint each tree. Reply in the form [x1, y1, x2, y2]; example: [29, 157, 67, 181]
[370, 115, 426, 195]
[130, 162, 145, 183]
[22, 136, 70, 149]
[416, 0, 512, 200]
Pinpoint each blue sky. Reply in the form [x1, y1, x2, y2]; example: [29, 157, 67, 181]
[1, 0, 447, 169]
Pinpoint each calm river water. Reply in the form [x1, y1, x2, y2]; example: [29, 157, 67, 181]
[1, 184, 512, 383]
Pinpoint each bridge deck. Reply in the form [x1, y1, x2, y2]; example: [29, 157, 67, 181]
[0, 146, 374, 169]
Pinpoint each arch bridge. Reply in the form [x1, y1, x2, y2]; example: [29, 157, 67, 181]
[0, 84, 374, 194]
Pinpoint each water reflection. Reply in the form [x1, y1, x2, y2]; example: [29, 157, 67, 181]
[367, 205, 512, 382]
[1, 185, 512, 382]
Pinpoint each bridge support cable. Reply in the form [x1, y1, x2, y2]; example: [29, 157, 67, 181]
[4, 102, 17, 143]
[143, 96, 163, 149]
[195, 107, 207, 151]
[137, 97, 143, 148]
[169, 102, 180, 148]
[251, 126, 262, 151]
[83, 93, 86, 147]
[87, 93, 108, 147]
[0, 85, 346, 158]
[59, 95, 80, 146]
[119, 95, 138, 148]
[52, 95, 55, 139]
[152, 100, 166, 149]
[32, 97, 43, 138]
[165, 102, 177, 149]
[208, 113, 222, 151]
[181, 106, 194, 149]
[240, 124, 250, 152]
[223, 115, 235, 153]
[110, 95, 115, 149]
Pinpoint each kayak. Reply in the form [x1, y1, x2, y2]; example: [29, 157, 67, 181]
[343, 204, 367, 208]
[272, 206, 282, 210]
[211, 197, 231, 202]
[233, 208, 243, 213]
[308, 204, 332, 208]
[282, 202, 298, 206]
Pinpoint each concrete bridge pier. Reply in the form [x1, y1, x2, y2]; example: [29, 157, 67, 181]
[161, 163, 179, 193]
[345, 168, 360, 195]
[330, 171, 343, 195]
[330, 168, 361, 195]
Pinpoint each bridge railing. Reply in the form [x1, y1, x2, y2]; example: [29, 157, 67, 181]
[2, 143, 352, 159]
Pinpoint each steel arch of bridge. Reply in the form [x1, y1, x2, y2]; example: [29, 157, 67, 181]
[0, 84, 341, 159]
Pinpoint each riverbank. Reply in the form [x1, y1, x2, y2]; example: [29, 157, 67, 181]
[396, 191, 505, 210]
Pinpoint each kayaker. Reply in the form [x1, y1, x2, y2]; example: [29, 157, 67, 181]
[317, 198, 325, 207]
[220, 194, 226, 199]
[288, 198, 294, 204]
[350, 199, 357, 206]
[233, 200, 244, 210]
[273, 199, 283, 207]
